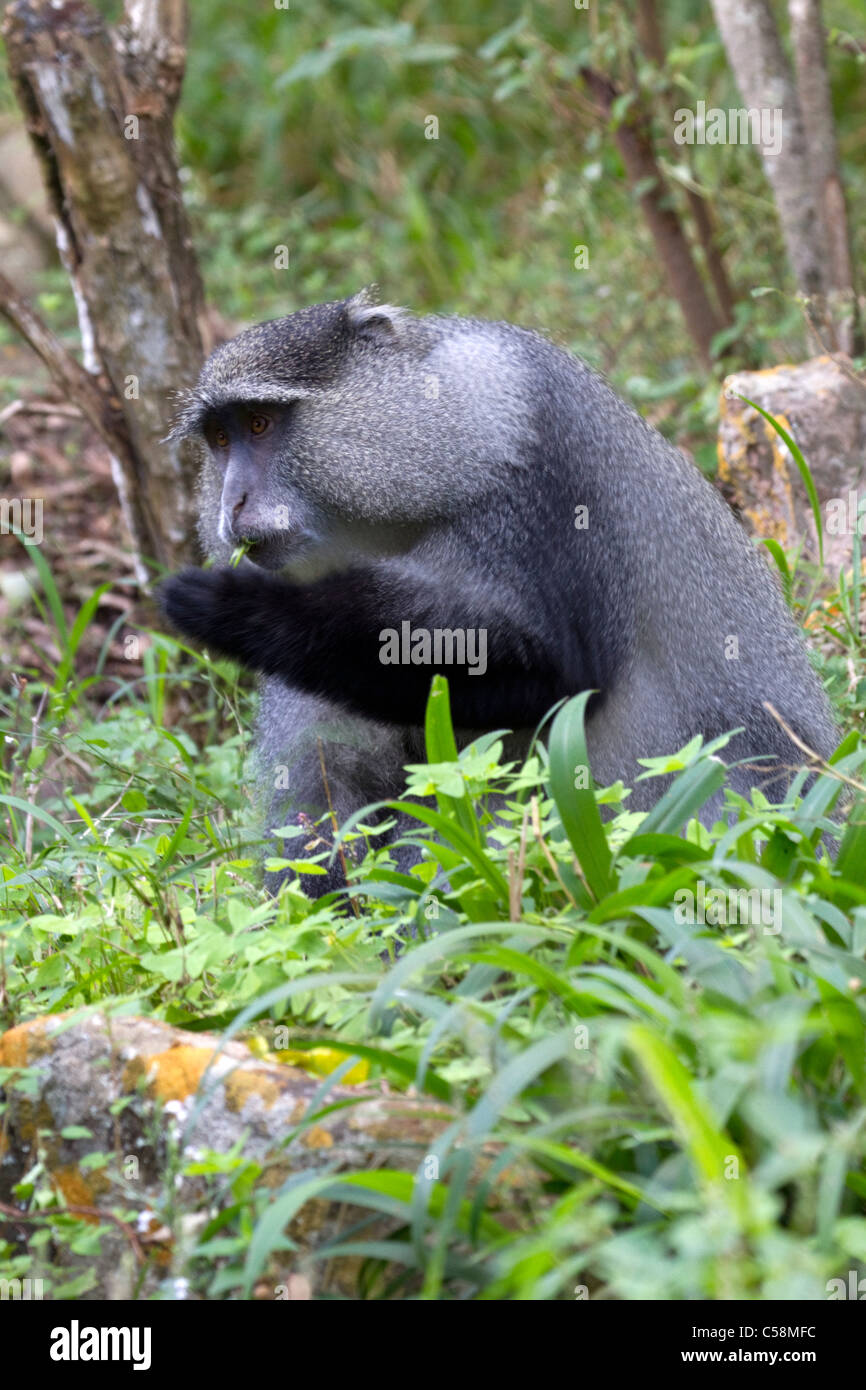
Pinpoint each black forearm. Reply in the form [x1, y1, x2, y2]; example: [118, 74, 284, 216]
[161, 565, 571, 727]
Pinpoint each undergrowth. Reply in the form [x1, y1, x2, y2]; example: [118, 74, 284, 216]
[1, 516, 866, 1299]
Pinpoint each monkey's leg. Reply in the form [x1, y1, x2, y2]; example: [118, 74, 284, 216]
[257, 680, 422, 897]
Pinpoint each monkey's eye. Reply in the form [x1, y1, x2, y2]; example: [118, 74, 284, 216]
[249, 414, 271, 437]
[213, 427, 230, 449]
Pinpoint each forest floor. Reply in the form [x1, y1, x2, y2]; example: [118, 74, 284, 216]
[1, 341, 145, 697]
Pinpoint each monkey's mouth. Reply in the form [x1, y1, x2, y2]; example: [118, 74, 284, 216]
[237, 531, 310, 571]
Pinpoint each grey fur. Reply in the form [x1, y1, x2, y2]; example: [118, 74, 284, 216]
[171, 290, 838, 891]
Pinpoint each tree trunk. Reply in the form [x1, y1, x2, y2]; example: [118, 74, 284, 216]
[582, 67, 725, 367]
[709, 0, 832, 346]
[787, 0, 862, 354]
[0, 0, 207, 580]
[634, 0, 738, 329]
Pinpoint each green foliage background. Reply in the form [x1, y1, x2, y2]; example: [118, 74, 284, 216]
[1, 0, 866, 1302]
[176, 0, 866, 422]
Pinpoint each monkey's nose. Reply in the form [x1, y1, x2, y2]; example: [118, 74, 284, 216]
[231, 494, 247, 524]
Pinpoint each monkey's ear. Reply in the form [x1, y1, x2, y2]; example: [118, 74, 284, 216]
[344, 289, 408, 342]
[164, 388, 205, 443]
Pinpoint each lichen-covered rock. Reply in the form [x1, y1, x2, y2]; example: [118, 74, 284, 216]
[717, 356, 866, 573]
[0, 1012, 450, 1298]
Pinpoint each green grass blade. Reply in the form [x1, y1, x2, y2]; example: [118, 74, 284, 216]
[737, 394, 823, 568]
[547, 692, 613, 897]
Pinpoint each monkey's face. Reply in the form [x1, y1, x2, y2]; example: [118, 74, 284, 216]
[201, 401, 331, 572]
[201, 400, 419, 580]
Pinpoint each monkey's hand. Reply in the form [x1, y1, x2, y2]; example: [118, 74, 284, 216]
[160, 567, 279, 659]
